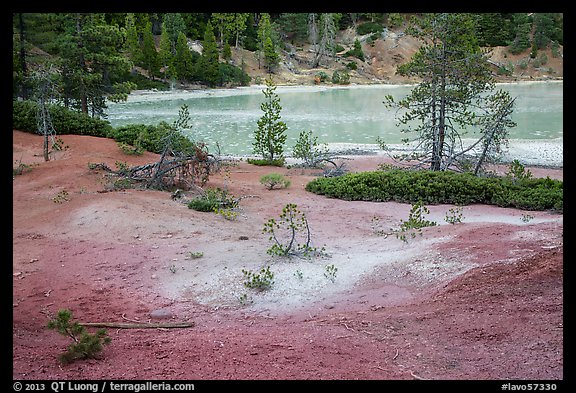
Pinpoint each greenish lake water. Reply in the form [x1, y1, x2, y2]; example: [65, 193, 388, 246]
[105, 81, 563, 156]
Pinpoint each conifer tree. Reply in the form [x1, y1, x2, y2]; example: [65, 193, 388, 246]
[162, 13, 186, 54]
[383, 13, 516, 173]
[124, 13, 141, 65]
[232, 13, 249, 48]
[158, 28, 175, 81]
[57, 13, 134, 116]
[141, 21, 159, 79]
[257, 13, 279, 71]
[174, 32, 194, 81]
[253, 77, 287, 162]
[312, 13, 337, 67]
[199, 20, 220, 87]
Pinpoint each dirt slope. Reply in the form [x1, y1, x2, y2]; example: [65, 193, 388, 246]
[230, 26, 563, 86]
[12, 130, 563, 381]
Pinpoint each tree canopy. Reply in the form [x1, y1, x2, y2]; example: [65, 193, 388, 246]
[383, 13, 517, 173]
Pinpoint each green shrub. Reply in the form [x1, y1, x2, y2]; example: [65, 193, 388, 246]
[315, 71, 329, 83]
[187, 188, 237, 212]
[242, 266, 274, 290]
[292, 130, 329, 167]
[305, 169, 562, 212]
[356, 21, 384, 35]
[344, 39, 365, 61]
[247, 157, 285, 167]
[126, 72, 170, 90]
[188, 197, 218, 212]
[387, 13, 404, 28]
[13, 100, 113, 137]
[332, 70, 350, 85]
[110, 122, 197, 155]
[260, 173, 291, 190]
[218, 63, 251, 87]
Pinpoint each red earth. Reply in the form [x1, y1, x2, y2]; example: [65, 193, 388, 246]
[12, 130, 563, 383]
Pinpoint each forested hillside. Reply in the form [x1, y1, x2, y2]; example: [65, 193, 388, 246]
[13, 13, 563, 118]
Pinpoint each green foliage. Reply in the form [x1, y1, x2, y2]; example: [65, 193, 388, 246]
[174, 32, 196, 81]
[109, 122, 197, 155]
[346, 61, 358, 70]
[257, 14, 280, 72]
[218, 63, 252, 87]
[474, 13, 514, 47]
[253, 78, 287, 162]
[508, 16, 532, 54]
[112, 177, 134, 191]
[263, 203, 323, 257]
[13, 100, 113, 137]
[124, 13, 141, 63]
[242, 266, 274, 290]
[344, 39, 365, 61]
[401, 201, 436, 229]
[52, 190, 70, 204]
[532, 53, 549, 68]
[188, 198, 217, 212]
[199, 21, 220, 87]
[331, 70, 350, 85]
[238, 292, 252, 305]
[324, 264, 338, 282]
[305, 169, 562, 212]
[386, 13, 515, 172]
[141, 21, 160, 78]
[445, 206, 464, 225]
[187, 188, 238, 213]
[47, 309, 111, 364]
[222, 42, 232, 61]
[292, 130, 329, 168]
[356, 21, 383, 35]
[395, 200, 437, 242]
[387, 13, 404, 28]
[117, 139, 144, 156]
[315, 71, 329, 83]
[533, 13, 563, 49]
[260, 173, 291, 190]
[246, 157, 285, 167]
[13, 160, 34, 176]
[506, 159, 532, 180]
[215, 206, 240, 221]
[370, 215, 389, 236]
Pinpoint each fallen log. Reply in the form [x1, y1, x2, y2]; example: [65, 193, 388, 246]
[81, 321, 195, 329]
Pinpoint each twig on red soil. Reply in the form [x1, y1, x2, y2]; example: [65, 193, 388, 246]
[410, 370, 428, 380]
[39, 304, 54, 315]
[121, 313, 144, 324]
[373, 366, 388, 372]
[341, 322, 355, 331]
[393, 349, 399, 360]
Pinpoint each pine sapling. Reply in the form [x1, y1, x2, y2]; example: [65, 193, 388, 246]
[47, 309, 111, 364]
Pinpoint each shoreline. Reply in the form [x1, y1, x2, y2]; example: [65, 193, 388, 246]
[128, 78, 563, 97]
[220, 139, 563, 169]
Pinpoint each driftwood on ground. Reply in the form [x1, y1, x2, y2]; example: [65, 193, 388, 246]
[82, 321, 195, 329]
